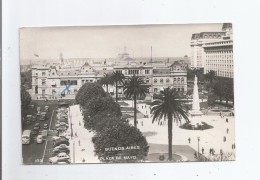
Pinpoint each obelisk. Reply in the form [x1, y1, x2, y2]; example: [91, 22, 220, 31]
[189, 75, 203, 125]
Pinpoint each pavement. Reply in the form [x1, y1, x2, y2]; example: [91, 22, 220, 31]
[68, 105, 100, 163]
[134, 101, 236, 161]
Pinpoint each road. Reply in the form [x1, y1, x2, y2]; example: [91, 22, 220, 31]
[22, 100, 74, 165]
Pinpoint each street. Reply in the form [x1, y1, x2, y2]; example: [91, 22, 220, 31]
[22, 100, 74, 164]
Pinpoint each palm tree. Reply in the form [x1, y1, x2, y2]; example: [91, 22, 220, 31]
[124, 75, 148, 127]
[99, 73, 113, 92]
[110, 71, 125, 102]
[151, 88, 189, 161]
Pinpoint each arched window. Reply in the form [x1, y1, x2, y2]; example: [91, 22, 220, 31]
[177, 78, 180, 83]
[160, 79, 163, 83]
[181, 77, 184, 83]
[154, 78, 157, 83]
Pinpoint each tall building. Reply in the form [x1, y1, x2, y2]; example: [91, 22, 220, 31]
[190, 23, 233, 78]
[190, 31, 226, 69]
[203, 23, 233, 78]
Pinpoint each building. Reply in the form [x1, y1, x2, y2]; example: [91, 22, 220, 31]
[203, 23, 233, 78]
[190, 31, 226, 69]
[31, 53, 188, 99]
[190, 23, 233, 78]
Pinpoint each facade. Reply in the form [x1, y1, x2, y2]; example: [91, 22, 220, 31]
[203, 23, 233, 78]
[190, 31, 226, 69]
[190, 23, 233, 78]
[31, 53, 187, 99]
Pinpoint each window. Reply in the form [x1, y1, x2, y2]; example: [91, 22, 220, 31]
[145, 70, 150, 74]
[52, 72, 55, 75]
[42, 72, 46, 76]
[154, 78, 157, 83]
[160, 79, 163, 83]
[154, 88, 158, 92]
[146, 78, 149, 83]
[42, 79, 46, 86]
[166, 78, 169, 83]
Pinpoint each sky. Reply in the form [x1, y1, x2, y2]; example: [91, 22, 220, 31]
[20, 23, 223, 64]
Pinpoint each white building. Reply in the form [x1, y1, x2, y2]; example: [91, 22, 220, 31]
[31, 53, 188, 99]
[190, 23, 234, 78]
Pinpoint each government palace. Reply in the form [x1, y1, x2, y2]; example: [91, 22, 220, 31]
[31, 52, 188, 100]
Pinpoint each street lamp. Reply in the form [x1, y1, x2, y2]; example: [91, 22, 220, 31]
[197, 137, 200, 158]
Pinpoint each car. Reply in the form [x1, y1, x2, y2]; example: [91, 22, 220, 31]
[56, 126, 68, 132]
[52, 159, 71, 164]
[32, 127, 39, 135]
[37, 107, 41, 112]
[43, 123, 48, 129]
[24, 115, 32, 124]
[44, 106, 49, 112]
[53, 144, 70, 154]
[53, 137, 69, 147]
[37, 111, 41, 116]
[49, 152, 70, 164]
[32, 115, 37, 122]
[34, 123, 41, 129]
[36, 135, 43, 143]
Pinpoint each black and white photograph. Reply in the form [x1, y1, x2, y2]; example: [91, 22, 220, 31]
[20, 23, 235, 165]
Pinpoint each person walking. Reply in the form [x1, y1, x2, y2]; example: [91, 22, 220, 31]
[188, 137, 191, 144]
[202, 147, 204, 154]
[78, 140, 81, 146]
[226, 128, 229, 134]
[226, 118, 229, 123]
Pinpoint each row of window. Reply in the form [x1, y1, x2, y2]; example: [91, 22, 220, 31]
[154, 87, 185, 92]
[153, 77, 185, 83]
[60, 80, 78, 85]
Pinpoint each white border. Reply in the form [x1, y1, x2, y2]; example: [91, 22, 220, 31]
[3, 0, 260, 179]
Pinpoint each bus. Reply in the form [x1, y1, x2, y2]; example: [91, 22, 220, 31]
[22, 130, 31, 145]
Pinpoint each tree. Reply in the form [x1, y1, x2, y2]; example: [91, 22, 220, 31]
[151, 88, 189, 161]
[92, 122, 149, 163]
[83, 96, 122, 130]
[99, 73, 113, 93]
[21, 86, 32, 116]
[20, 70, 32, 89]
[110, 71, 125, 102]
[75, 82, 106, 107]
[205, 70, 216, 83]
[124, 75, 148, 127]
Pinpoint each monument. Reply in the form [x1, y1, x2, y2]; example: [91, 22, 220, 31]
[189, 75, 203, 126]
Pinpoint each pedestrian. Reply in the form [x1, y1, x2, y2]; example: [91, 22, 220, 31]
[194, 152, 197, 159]
[78, 140, 81, 146]
[142, 106, 143, 109]
[202, 147, 204, 154]
[212, 149, 215, 155]
[226, 118, 228, 123]
[226, 128, 229, 134]
[223, 136, 226, 142]
[75, 132, 77, 137]
[231, 144, 234, 149]
[234, 143, 235, 149]
[188, 137, 191, 144]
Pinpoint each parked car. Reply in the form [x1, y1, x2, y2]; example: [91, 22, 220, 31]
[32, 115, 37, 122]
[32, 127, 39, 135]
[49, 152, 70, 164]
[53, 137, 70, 147]
[53, 144, 70, 154]
[34, 123, 40, 130]
[24, 115, 32, 124]
[37, 111, 41, 116]
[43, 123, 48, 129]
[37, 107, 41, 112]
[51, 158, 71, 164]
[36, 135, 43, 143]
[40, 113, 47, 121]
[44, 106, 49, 112]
